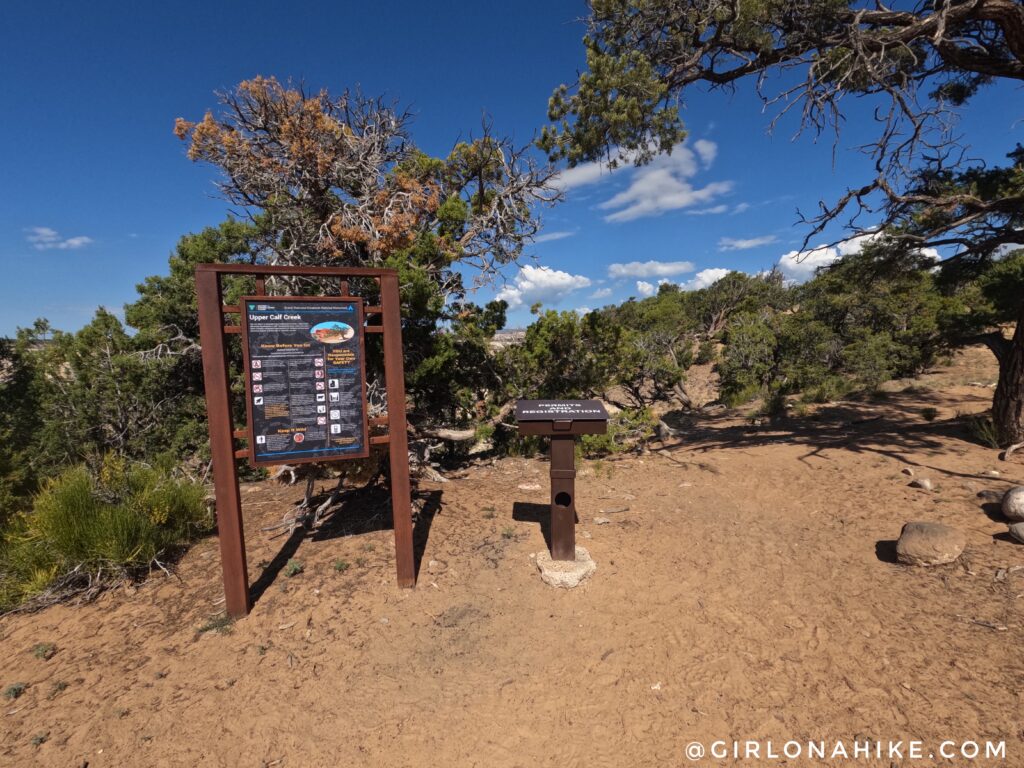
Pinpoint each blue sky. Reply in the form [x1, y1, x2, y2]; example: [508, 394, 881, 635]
[1, 1, 1020, 334]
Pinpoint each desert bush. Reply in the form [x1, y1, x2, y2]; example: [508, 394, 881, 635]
[963, 413, 1001, 449]
[579, 408, 657, 456]
[0, 457, 210, 612]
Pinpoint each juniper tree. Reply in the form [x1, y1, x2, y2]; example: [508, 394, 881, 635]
[542, 0, 1024, 448]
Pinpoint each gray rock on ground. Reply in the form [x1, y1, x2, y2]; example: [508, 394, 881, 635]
[909, 478, 935, 491]
[1008, 522, 1024, 545]
[535, 547, 596, 588]
[896, 521, 966, 566]
[1002, 487, 1024, 522]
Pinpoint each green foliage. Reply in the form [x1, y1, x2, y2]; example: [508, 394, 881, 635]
[718, 312, 778, 403]
[0, 458, 210, 612]
[963, 413, 1001, 449]
[31, 642, 56, 660]
[333, 559, 351, 573]
[197, 614, 234, 636]
[284, 559, 304, 577]
[718, 243, 956, 404]
[3, 683, 27, 700]
[579, 408, 657, 456]
[695, 339, 716, 365]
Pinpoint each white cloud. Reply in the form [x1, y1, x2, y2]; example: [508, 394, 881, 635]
[589, 287, 613, 299]
[534, 230, 575, 243]
[560, 141, 730, 222]
[574, 306, 592, 316]
[679, 268, 731, 291]
[495, 264, 591, 309]
[693, 138, 717, 168]
[608, 260, 695, 279]
[776, 230, 895, 282]
[25, 226, 93, 250]
[731, 202, 751, 214]
[686, 204, 729, 216]
[718, 235, 778, 251]
[636, 281, 656, 297]
[777, 244, 842, 281]
[551, 156, 624, 191]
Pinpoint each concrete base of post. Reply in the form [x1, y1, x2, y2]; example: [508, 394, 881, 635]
[534, 546, 596, 588]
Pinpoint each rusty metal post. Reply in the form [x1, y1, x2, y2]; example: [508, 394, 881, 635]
[195, 268, 252, 617]
[549, 430, 577, 560]
[380, 272, 415, 588]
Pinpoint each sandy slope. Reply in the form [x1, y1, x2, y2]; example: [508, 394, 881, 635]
[1, 347, 1023, 767]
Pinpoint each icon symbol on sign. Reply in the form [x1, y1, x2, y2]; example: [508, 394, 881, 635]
[316, 394, 326, 402]
[329, 392, 340, 402]
[253, 396, 264, 406]
[251, 360, 261, 369]
[314, 370, 324, 379]
[293, 433, 305, 443]
[317, 406, 326, 414]
[252, 384, 263, 394]
[315, 382, 325, 391]
[330, 424, 341, 434]
[252, 372, 262, 381]
[314, 358, 324, 367]
[329, 409, 341, 419]
[316, 416, 327, 425]
[256, 435, 266, 444]
[328, 379, 339, 389]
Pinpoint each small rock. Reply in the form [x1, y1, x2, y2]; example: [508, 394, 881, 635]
[983, 469, 1001, 478]
[909, 478, 934, 491]
[978, 490, 1003, 502]
[517, 483, 542, 491]
[581, 530, 592, 539]
[427, 559, 447, 575]
[901, 467, 915, 477]
[535, 547, 597, 588]
[593, 517, 611, 525]
[379, 617, 390, 625]
[1002, 487, 1024, 522]
[896, 522, 966, 566]
[600, 505, 630, 515]
[1009, 523, 1024, 544]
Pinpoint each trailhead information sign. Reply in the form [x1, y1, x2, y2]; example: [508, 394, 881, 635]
[241, 296, 369, 466]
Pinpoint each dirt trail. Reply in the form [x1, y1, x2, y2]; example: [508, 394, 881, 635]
[2, 347, 1023, 767]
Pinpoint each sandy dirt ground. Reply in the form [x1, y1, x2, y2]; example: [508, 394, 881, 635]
[2, 347, 1023, 767]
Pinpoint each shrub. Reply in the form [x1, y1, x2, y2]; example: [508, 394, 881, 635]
[964, 413, 1000, 448]
[579, 408, 656, 456]
[695, 339, 717, 365]
[921, 407, 939, 422]
[0, 458, 210, 612]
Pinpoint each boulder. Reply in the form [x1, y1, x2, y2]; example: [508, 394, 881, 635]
[1002, 487, 1024, 522]
[896, 522, 966, 566]
[1008, 522, 1024, 545]
[909, 478, 934, 491]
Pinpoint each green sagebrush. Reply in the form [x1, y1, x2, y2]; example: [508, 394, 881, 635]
[0, 457, 211, 612]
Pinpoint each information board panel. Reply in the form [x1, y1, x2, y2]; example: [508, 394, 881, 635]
[241, 296, 369, 466]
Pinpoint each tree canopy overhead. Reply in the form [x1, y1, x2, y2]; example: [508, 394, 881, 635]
[543, 0, 1024, 448]
[175, 76, 559, 286]
[541, 0, 1023, 247]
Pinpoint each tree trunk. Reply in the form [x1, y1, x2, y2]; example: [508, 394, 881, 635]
[992, 302, 1024, 448]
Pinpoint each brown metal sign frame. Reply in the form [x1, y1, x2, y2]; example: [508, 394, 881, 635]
[239, 295, 370, 467]
[195, 264, 413, 617]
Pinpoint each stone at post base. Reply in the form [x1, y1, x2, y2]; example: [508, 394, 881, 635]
[535, 546, 596, 588]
